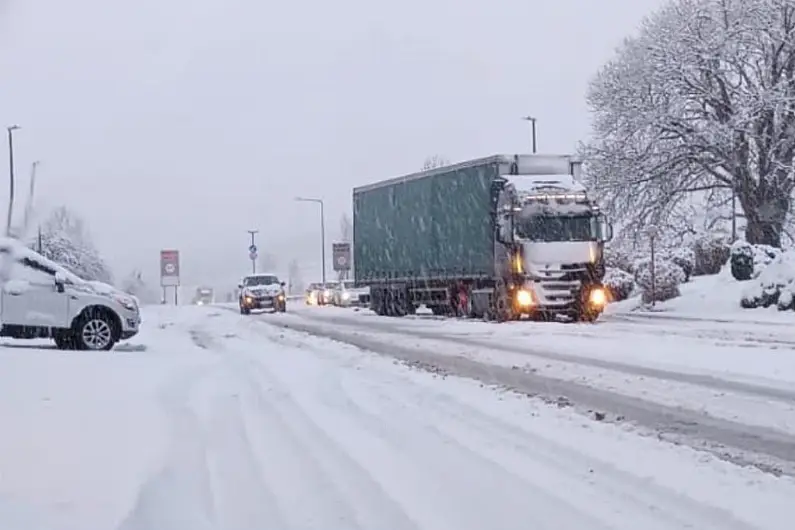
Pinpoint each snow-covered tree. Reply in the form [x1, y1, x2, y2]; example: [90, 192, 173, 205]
[287, 258, 303, 294]
[422, 155, 450, 170]
[33, 207, 113, 283]
[583, 0, 795, 247]
[120, 269, 159, 304]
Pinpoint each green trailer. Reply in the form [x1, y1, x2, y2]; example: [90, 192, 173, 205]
[353, 154, 613, 321]
[354, 158, 499, 282]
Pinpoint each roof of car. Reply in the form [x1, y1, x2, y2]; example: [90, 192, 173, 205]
[243, 272, 279, 278]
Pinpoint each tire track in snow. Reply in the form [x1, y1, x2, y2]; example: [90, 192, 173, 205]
[205, 323, 422, 529]
[118, 324, 290, 530]
[116, 362, 220, 530]
[246, 313, 795, 476]
[246, 316, 767, 530]
[289, 309, 795, 403]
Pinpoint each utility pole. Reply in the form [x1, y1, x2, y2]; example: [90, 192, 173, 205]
[295, 197, 326, 284]
[521, 116, 537, 153]
[247, 229, 259, 274]
[22, 160, 39, 236]
[6, 125, 20, 236]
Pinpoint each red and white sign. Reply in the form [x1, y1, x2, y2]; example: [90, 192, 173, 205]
[160, 249, 180, 287]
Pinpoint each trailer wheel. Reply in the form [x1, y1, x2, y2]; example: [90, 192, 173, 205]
[456, 287, 473, 318]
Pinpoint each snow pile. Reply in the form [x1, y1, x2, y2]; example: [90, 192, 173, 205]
[740, 250, 795, 311]
[633, 257, 686, 303]
[730, 240, 781, 281]
[604, 268, 635, 302]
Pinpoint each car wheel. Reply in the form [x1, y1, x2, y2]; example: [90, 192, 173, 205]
[75, 314, 117, 351]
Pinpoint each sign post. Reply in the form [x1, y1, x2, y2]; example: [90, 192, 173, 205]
[160, 249, 180, 304]
[247, 230, 259, 274]
[332, 242, 351, 280]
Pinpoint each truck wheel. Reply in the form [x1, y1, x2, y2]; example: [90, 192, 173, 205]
[575, 310, 599, 323]
[492, 286, 514, 322]
[74, 314, 117, 351]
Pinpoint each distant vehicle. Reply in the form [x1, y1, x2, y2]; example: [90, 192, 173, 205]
[353, 154, 613, 322]
[305, 282, 333, 306]
[330, 280, 370, 307]
[0, 238, 141, 350]
[192, 287, 214, 305]
[238, 273, 287, 314]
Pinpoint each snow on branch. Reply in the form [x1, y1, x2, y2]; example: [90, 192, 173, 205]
[583, 0, 795, 247]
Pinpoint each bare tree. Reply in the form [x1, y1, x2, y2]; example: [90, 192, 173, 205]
[422, 154, 450, 171]
[583, 0, 795, 247]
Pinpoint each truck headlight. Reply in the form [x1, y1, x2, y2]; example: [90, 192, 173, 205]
[516, 289, 534, 307]
[342, 292, 350, 300]
[589, 287, 607, 307]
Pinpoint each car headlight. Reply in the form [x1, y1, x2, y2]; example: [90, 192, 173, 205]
[516, 289, 534, 307]
[589, 287, 607, 307]
[277, 293, 285, 301]
[114, 295, 137, 312]
[244, 295, 253, 303]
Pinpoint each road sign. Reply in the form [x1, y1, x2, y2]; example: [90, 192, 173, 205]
[248, 244, 257, 253]
[332, 242, 351, 271]
[249, 250, 258, 261]
[160, 249, 180, 287]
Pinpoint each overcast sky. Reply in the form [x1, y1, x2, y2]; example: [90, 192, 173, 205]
[0, 0, 663, 289]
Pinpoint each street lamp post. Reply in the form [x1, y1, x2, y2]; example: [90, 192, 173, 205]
[6, 125, 20, 236]
[521, 116, 537, 153]
[295, 197, 326, 284]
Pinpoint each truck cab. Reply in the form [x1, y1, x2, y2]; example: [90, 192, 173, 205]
[497, 158, 613, 320]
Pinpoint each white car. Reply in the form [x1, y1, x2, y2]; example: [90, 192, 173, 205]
[331, 280, 370, 307]
[0, 239, 141, 350]
[238, 273, 287, 314]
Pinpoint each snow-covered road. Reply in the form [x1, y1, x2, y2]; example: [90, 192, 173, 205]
[263, 305, 795, 475]
[1, 305, 794, 529]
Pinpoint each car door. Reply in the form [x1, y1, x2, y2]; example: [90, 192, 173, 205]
[2, 258, 70, 328]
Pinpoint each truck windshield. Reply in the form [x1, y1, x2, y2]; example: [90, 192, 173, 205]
[516, 215, 597, 242]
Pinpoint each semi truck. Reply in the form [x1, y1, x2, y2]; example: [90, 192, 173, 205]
[352, 154, 613, 322]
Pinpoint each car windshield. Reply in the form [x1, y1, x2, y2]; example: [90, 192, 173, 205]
[515, 215, 597, 242]
[342, 281, 355, 289]
[244, 275, 279, 286]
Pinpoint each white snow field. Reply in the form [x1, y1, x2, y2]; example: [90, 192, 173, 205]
[1, 305, 794, 530]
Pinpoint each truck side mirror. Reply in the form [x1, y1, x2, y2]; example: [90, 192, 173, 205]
[597, 215, 613, 242]
[280, 282, 286, 287]
[498, 213, 514, 243]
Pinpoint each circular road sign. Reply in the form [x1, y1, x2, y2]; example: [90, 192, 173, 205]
[337, 255, 348, 266]
[249, 250, 258, 261]
[164, 263, 176, 274]
[248, 244, 257, 253]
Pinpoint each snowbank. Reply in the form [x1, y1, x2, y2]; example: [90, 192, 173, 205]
[741, 250, 795, 311]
